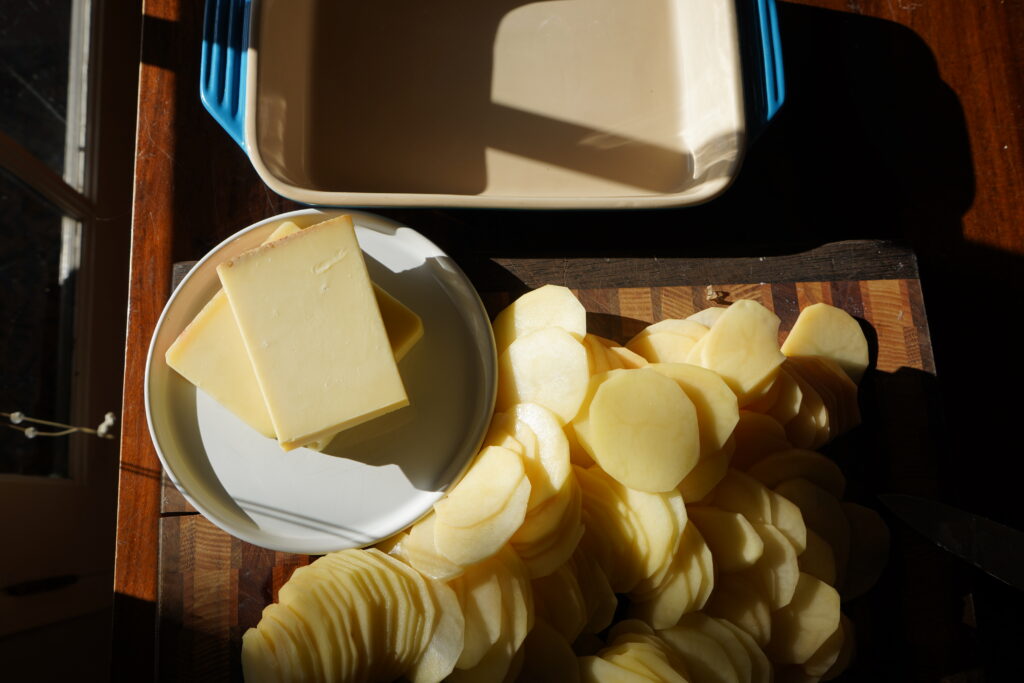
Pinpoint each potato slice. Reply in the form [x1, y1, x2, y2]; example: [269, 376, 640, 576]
[678, 613, 753, 683]
[647, 362, 740, 458]
[406, 578, 465, 683]
[512, 474, 577, 546]
[627, 331, 700, 364]
[579, 655, 659, 682]
[709, 469, 773, 525]
[641, 318, 711, 341]
[688, 506, 765, 572]
[573, 369, 700, 492]
[452, 559, 506, 669]
[508, 402, 571, 510]
[822, 614, 855, 680]
[606, 474, 686, 579]
[679, 436, 735, 504]
[766, 572, 841, 665]
[492, 284, 587, 352]
[627, 552, 694, 629]
[717, 618, 773, 683]
[763, 367, 804, 425]
[605, 343, 650, 370]
[603, 641, 691, 683]
[494, 545, 534, 653]
[566, 422, 596, 467]
[630, 517, 712, 626]
[781, 303, 869, 383]
[706, 573, 772, 647]
[736, 522, 801, 610]
[774, 479, 850, 587]
[497, 327, 590, 423]
[241, 627, 282, 683]
[532, 564, 587, 642]
[584, 334, 614, 375]
[801, 611, 846, 678]
[515, 476, 585, 578]
[576, 465, 647, 591]
[687, 307, 727, 328]
[695, 299, 787, 407]
[659, 620, 741, 683]
[729, 411, 792, 470]
[435, 475, 531, 567]
[434, 445, 526, 529]
[781, 364, 830, 450]
[841, 502, 890, 600]
[746, 449, 846, 500]
[517, 618, 581, 683]
[399, 512, 464, 582]
[798, 528, 838, 587]
[572, 545, 619, 635]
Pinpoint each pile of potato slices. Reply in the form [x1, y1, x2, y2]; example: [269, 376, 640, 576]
[242, 286, 888, 683]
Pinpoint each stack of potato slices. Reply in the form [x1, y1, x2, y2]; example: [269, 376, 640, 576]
[242, 286, 887, 683]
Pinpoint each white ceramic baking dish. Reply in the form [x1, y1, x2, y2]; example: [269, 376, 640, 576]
[201, 0, 784, 208]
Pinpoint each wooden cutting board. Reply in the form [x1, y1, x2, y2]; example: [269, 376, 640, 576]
[156, 241, 942, 681]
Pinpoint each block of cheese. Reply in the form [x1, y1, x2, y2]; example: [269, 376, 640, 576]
[165, 221, 422, 448]
[216, 215, 409, 450]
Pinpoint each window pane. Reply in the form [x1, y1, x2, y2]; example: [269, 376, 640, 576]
[0, 168, 75, 477]
[0, 1, 73, 176]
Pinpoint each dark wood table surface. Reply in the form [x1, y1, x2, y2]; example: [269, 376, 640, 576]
[116, 1, 1024, 681]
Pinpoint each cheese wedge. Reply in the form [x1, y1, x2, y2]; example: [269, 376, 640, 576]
[217, 215, 409, 450]
[166, 220, 422, 448]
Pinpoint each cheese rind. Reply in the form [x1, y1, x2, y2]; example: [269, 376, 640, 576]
[166, 220, 422, 450]
[217, 215, 409, 450]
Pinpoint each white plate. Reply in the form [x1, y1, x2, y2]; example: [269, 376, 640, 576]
[145, 209, 496, 554]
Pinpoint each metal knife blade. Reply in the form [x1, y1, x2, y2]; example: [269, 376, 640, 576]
[878, 494, 1024, 590]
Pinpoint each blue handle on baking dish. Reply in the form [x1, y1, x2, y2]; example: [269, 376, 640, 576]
[199, 0, 784, 151]
[200, 0, 250, 150]
[745, 0, 786, 136]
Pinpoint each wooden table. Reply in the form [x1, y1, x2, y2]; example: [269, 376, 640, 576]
[117, 1, 1024, 681]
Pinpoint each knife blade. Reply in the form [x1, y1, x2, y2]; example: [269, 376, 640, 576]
[878, 493, 1024, 590]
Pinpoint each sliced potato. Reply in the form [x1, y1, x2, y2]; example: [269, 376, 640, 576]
[659, 620, 741, 683]
[705, 573, 772, 647]
[406, 578, 465, 683]
[532, 564, 587, 642]
[435, 474, 532, 567]
[507, 402, 571, 510]
[765, 572, 841, 665]
[627, 331, 700, 365]
[497, 326, 590, 423]
[736, 522, 800, 610]
[746, 449, 846, 500]
[687, 307, 727, 328]
[677, 612, 753, 683]
[679, 436, 735, 504]
[604, 344, 649, 370]
[798, 528, 838, 587]
[434, 445, 526, 529]
[717, 617, 773, 683]
[774, 479, 851, 587]
[516, 618, 581, 683]
[822, 614, 855, 680]
[399, 512, 465, 582]
[695, 299, 787, 407]
[729, 411, 792, 470]
[647, 362, 740, 458]
[492, 284, 587, 352]
[573, 369, 700, 492]
[688, 506, 765, 572]
[780, 302, 869, 383]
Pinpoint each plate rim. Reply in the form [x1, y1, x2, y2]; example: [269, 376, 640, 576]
[143, 208, 496, 554]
